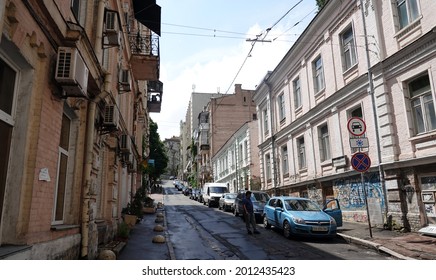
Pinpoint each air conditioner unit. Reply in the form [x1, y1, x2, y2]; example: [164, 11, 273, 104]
[119, 69, 131, 92]
[103, 31, 121, 47]
[55, 47, 89, 98]
[128, 158, 137, 173]
[119, 134, 131, 153]
[103, 104, 119, 127]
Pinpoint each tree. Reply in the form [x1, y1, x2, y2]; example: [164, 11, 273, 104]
[146, 119, 168, 181]
[316, 0, 328, 10]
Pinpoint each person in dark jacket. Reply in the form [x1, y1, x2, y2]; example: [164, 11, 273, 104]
[242, 191, 260, 235]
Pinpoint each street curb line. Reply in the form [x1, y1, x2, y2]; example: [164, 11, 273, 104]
[160, 196, 177, 260]
[337, 233, 415, 260]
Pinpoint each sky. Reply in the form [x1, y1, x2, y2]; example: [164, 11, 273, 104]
[152, 0, 319, 140]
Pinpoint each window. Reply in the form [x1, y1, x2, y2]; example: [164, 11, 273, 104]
[319, 124, 331, 161]
[341, 26, 357, 71]
[244, 140, 248, 160]
[53, 114, 71, 224]
[313, 56, 325, 93]
[263, 109, 269, 135]
[265, 154, 271, 180]
[350, 106, 363, 118]
[409, 74, 436, 134]
[0, 58, 16, 223]
[71, 0, 80, 20]
[297, 137, 306, 169]
[397, 0, 420, 29]
[278, 93, 286, 121]
[293, 77, 302, 109]
[281, 145, 289, 175]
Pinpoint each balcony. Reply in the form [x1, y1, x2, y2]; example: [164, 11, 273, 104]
[129, 33, 159, 81]
[147, 80, 163, 113]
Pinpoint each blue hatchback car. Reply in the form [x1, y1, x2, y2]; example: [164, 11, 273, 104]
[263, 197, 342, 238]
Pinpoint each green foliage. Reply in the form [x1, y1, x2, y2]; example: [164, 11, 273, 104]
[146, 119, 169, 181]
[117, 221, 130, 239]
[188, 174, 198, 188]
[316, 0, 328, 10]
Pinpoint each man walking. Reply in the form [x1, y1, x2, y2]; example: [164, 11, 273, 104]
[242, 191, 260, 235]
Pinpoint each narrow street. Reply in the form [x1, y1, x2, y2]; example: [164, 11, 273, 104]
[162, 180, 392, 260]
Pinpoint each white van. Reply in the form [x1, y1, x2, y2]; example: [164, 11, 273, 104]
[202, 182, 228, 207]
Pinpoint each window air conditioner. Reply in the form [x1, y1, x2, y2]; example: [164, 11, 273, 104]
[119, 134, 131, 153]
[103, 104, 119, 128]
[55, 47, 89, 98]
[128, 158, 137, 173]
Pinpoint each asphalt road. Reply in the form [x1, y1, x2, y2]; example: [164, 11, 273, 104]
[162, 180, 392, 260]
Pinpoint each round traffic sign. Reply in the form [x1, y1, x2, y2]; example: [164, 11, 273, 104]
[347, 117, 366, 136]
[351, 152, 371, 173]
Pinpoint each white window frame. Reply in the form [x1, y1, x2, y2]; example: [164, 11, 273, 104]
[408, 74, 436, 135]
[340, 25, 357, 72]
[278, 92, 286, 121]
[396, 0, 420, 29]
[281, 145, 289, 175]
[293, 77, 302, 109]
[297, 137, 306, 169]
[263, 109, 269, 135]
[319, 124, 331, 162]
[52, 114, 71, 225]
[265, 154, 271, 180]
[313, 56, 325, 94]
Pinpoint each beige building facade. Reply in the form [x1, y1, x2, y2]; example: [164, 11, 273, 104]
[253, 0, 436, 232]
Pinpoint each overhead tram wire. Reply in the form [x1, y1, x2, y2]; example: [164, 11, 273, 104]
[223, 0, 303, 94]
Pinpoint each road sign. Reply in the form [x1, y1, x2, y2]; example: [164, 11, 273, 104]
[347, 117, 366, 136]
[349, 137, 369, 148]
[351, 152, 371, 172]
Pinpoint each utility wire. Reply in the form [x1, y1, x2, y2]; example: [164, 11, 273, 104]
[224, 0, 303, 94]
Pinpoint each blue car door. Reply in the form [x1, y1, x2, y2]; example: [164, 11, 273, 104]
[323, 199, 343, 227]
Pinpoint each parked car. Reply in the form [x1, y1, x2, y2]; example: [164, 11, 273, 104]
[202, 182, 228, 207]
[233, 190, 270, 222]
[263, 196, 342, 239]
[219, 193, 237, 212]
[190, 189, 200, 200]
[183, 187, 192, 196]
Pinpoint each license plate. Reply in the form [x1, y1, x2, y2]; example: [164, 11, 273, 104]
[312, 226, 328, 232]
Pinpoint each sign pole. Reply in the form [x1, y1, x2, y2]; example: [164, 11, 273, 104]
[361, 172, 373, 238]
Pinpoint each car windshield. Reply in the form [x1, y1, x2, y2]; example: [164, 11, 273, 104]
[285, 199, 321, 211]
[210, 187, 226, 193]
[251, 193, 270, 202]
[226, 194, 236, 199]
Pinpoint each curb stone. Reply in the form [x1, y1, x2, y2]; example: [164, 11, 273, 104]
[337, 233, 414, 260]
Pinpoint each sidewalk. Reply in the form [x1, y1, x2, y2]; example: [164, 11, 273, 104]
[338, 222, 436, 260]
[117, 192, 175, 260]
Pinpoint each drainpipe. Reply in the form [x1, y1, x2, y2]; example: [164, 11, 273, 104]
[81, 0, 108, 258]
[359, 0, 388, 220]
[81, 73, 111, 258]
[265, 76, 278, 196]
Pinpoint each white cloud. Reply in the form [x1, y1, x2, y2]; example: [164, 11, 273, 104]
[154, 23, 304, 140]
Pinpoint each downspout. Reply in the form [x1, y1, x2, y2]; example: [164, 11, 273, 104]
[359, 0, 388, 220]
[81, 73, 111, 258]
[265, 77, 278, 196]
[81, 0, 107, 258]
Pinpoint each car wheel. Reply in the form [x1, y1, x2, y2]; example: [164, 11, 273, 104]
[283, 220, 292, 239]
[263, 215, 271, 229]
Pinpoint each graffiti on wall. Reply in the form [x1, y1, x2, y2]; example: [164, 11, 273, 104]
[334, 172, 385, 210]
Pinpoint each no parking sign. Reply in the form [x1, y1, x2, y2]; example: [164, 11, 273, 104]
[351, 152, 371, 173]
